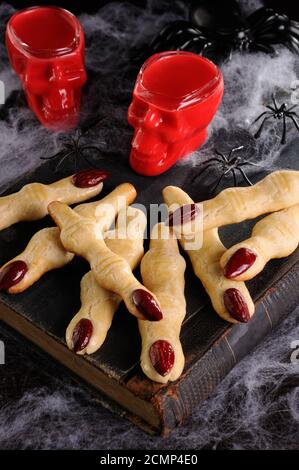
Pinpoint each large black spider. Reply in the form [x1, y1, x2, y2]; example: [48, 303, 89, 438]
[41, 129, 104, 173]
[149, 1, 299, 63]
[252, 94, 299, 145]
[191, 145, 260, 194]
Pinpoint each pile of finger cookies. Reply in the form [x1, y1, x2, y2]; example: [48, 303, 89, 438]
[0, 168, 298, 383]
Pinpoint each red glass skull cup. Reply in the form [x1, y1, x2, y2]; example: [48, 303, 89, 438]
[6, 6, 87, 130]
[128, 51, 224, 176]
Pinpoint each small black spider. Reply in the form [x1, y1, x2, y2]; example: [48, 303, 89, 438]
[252, 94, 299, 145]
[191, 145, 260, 194]
[41, 129, 104, 173]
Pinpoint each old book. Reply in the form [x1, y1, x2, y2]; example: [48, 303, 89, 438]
[0, 149, 298, 435]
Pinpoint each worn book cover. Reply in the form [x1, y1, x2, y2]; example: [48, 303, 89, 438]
[0, 135, 298, 435]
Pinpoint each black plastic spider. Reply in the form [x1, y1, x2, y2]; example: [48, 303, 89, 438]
[41, 129, 104, 173]
[252, 94, 299, 145]
[149, 1, 299, 64]
[191, 145, 260, 194]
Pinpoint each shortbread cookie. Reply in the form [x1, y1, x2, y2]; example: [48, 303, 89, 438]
[66, 207, 147, 354]
[0, 169, 109, 231]
[48, 201, 163, 322]
[139, 223, 186, 383]
[220, 203, 299, 281]
[0, 183, 136, 293]
[166, 170, 299, 232]
[163, 186, 255, 323]
[0, 227, 74, 293]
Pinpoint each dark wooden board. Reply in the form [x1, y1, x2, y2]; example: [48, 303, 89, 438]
[0, 130, 298, 434]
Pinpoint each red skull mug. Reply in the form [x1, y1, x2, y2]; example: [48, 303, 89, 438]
[6, 6, 87, 130]
[128, 51, 224, 176]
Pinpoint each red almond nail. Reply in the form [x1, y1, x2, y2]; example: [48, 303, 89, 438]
[72, 318, 93, 352]
[224, 248, 257, 279]
[149, 340, 175, 376]
[72, 169, 110, 188]
[167, 203, 199, 227]
[132, 289, 163, 321]
[0, 261, 28, 291]
[224, 288, 250, 323]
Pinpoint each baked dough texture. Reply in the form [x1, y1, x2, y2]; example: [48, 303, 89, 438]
[139, 223, 186, 383]
[1, 183, 136, 293]
[66, 206, 147, 355]
[220, 203, 299, 281]
[165, 170, 299, 232]
[48, 200, 162, 321]
[202, 170, 299, 229]
[163, 186, 255, 323]
[0, 174, 105, 231]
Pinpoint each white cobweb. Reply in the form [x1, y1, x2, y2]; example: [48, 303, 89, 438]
[0, 307, 298, 449]
[0, 0, 298, 449]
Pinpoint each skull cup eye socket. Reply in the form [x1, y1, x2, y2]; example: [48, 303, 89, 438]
[61, 66, 86, 83]
[130, 93, 179, 130]
[129, 97, 149, 119]
[159, 110, 178, 127]
[24, 65, 52, 94]
[50, 61, 87, 86]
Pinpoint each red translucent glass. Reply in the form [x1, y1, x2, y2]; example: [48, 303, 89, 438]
[128, 51, 224, 176]
[6, 6, 87, 130]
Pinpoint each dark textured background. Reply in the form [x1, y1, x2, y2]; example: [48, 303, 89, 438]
[0, 0, 298, 449]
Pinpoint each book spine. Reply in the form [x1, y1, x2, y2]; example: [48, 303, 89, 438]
[153, 258, 299, 435]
